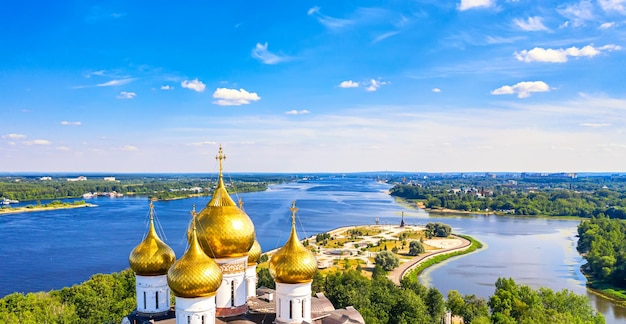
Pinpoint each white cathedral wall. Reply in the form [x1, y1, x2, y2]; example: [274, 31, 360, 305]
[175, 296, 216, 324]
[135, 275, 170, 314]
[245, 264, 257, 299]
[214, 256, 247, 309]
[275, 282, 312, 324]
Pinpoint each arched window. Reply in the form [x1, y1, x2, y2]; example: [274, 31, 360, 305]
[302, 298, 305, 318]
[201, 315, 206, 324]
[289, 300, 293, 319]
[155, 291, 159, 309]
[143, 291, 146, 310]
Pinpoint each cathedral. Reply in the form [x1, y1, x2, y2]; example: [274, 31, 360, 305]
[122, 146, 364, 324]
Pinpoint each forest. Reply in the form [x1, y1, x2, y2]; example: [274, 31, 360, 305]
[0, 268, 604, 324]
[577, 215, 626, 299]
[390, 183, 626, 218]
[0, 174, 292, 202]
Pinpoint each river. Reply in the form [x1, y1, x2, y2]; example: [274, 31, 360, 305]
[0, 177, 623, 322]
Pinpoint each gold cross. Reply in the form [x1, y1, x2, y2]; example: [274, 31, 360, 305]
[215, 145, 226, 176]
[238, 198, 244, 210]
[290, 201, 298, 226]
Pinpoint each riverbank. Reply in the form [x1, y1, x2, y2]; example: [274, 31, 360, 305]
[0, 203, 96, 215]
[580, 265, 626, 306]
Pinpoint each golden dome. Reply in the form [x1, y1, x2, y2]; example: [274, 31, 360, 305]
[168, 215, 223, 298]
[195, 146, 255, 259]
[129, 202, 175, 276]
[269, 202, 317, 284]
[248, 240, 262, 265]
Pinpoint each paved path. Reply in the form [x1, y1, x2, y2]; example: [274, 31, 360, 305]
[388, 234, 472, 285]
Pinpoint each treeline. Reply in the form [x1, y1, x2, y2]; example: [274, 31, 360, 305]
[1, 268, 604, 324]
[391, 184, 626, 218]
[577, 216, 626, 294]
[0, 176, 282, 202]
[0, 270, 135, 324]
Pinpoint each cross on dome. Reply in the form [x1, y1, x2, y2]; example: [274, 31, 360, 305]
[216, 145, 226, 176]
[290, 201, 298, 226]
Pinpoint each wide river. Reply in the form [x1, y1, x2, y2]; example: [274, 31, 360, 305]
[0, 177, 624, 322]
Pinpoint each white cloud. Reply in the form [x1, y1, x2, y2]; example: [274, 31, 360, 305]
[558, 0, 594, 27]
[491, 81, 551, 98]
[579, 122, 611, 127]
[188, 141, 217, 146]
[2, 133, 26, 139]
[212, 88, 261, 106]
[56, 146, 71, 151]
[458, 0, 493, 11]
[121, 145, 138, 151]
[598, 0, 626, 13]
[252, 43, 292, 64]
[160, 85, 173, 90]
[599, 22, 616, 29]
[97, 78, 135, 87]
[285, 110, 311, 115]
[365, 79, 388, 92]
[339, 80, 359, 88]
[371, 31, 402, 44]
[60, 121, 81, 126]
[432, 88, 442, 93]
[514, 44, 621, 62]
[514, 16, 549, 31]
[181, 79, 206, 92]
[307, 6, 354, 29]
[24, 139, 52, 145]
[116, 91, 136, 99]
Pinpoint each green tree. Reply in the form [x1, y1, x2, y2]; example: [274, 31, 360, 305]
[374, 251, 400, 271]
[256, 268, 275, 289]
[409, 241, 425, 256]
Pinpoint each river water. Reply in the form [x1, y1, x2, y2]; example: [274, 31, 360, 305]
[0, 177, 623, 322]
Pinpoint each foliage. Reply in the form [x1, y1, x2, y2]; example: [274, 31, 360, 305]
[577, 215, 626, 294]
[408, 234, 483, 280]
[0, 269, 136, 324]
[256, 268, 275, 289]
[408, 241, 425, 256]
[488, 277, 604, 323]
[374, 251, 400, 271]
[425, 222, 452, 237]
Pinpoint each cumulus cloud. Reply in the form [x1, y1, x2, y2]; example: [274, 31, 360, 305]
[432, 88, 442, 93]
[514, 16, 549, 31]
[116, 91, 136, 99]
[181, 79, 206, 92]
[121, 145, 138, 151]
[160, 85, 173, 90]
[458, 0, 493, 11]
[514, 44, 621, 62]
[307, 6, 354, 29]
[24, 139, 52, 145]
[2, 133, 26, 139]
[285, 110, 311, 115]
[598, 0, 626, 13]
[558, 0, 595, 27]
[339, 80, 359, 88]
[56, 146, 71, 151]
[60, 121, 81, 126]
[365, 79, 388, 92]
[491, 81, 550, 98]
[599, 22, 616, 29]
[97, 78, 135, 87]
[212, 88, 261, 106]
[252, 43, 292, 64]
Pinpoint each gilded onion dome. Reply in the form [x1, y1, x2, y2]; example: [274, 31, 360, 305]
[129, 202, 175, 276]
[248, 240, 262, 265]
[269, 202, 317, 284]
[195, 145, 255, 259]
[168, 211, 223, 298]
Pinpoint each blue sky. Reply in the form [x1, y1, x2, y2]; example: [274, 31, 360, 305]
[1, 0, 625, 173]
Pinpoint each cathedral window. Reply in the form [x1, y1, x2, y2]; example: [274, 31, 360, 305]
[289, 300, 293, 319]
[155, 291, 159, 309]
[143, 291, 146, 310]
[231, 280, 236, 307]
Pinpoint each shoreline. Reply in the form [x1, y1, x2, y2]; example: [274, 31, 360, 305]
[0, 203, 96, 215]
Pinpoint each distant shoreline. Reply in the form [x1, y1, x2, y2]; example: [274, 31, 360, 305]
[0, 203, 96, 215]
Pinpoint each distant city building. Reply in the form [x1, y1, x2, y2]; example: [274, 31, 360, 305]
[104, 177, 116, 181]
[40, 176, 52, 181]
[67, 176, 87, 182]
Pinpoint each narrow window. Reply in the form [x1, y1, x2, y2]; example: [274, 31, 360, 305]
[231, 281, 235, 307]
[143, 291, 146, 310]
[202, 315, 205, 324]
[155, 291, 159, 309]
[187, 315, 191, 324]
[289, 300, 293, 319]
[302, 298, 305, 318]
[278, 299, 281, 315]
